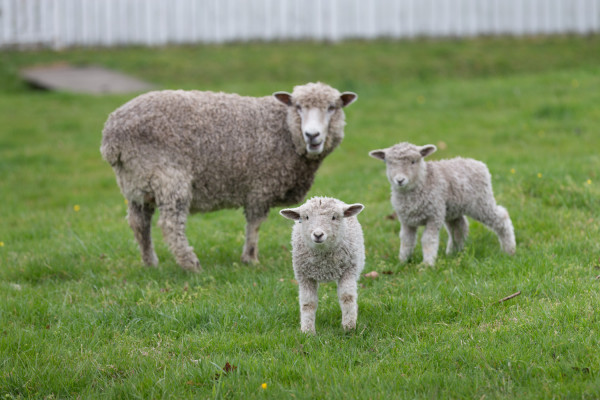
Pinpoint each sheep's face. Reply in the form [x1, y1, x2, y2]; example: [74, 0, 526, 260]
[369, 143, 437, 191]
[274, 83, 357, 157]
[280, 197, 364, 250]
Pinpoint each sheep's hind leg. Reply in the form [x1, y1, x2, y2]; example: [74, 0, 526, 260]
[241, 209, 268, 264]
[157, 200, 201, 272]
[477, 205, 516, 255]
[128, 201, 159, 267]
[445, 216, 469, 255]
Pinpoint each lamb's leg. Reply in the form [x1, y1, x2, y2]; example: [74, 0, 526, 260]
[298, 278, 319, 334]
[157, 200, 201, 272]
[337, 273, 358, 331]
[399, 224, 418, 263]
[421, 221, 441, 266]
[475, 205, 516, 255]
[445, 216, 469, 255]
[128, 201, 158, 267]
[241, 209, 268, 264]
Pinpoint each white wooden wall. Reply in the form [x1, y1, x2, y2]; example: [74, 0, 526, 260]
[1, 0, 599, 49]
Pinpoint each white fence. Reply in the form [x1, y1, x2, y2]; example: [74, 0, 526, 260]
[1, 0, 600, 49]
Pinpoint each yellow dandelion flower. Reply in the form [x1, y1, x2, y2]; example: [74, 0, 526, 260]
[510, 168, 516, 174]
[537, 173, 542, 179]
[417, 95, 425, 104]
[124, 199, 129, 205]
[74, 205, 81, 212]
[261, 383, 267, 390]
[587, 179, 592, 185]
[0, 241, 4, 247]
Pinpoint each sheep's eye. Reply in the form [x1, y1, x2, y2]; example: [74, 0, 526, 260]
[305, 215, 309, 220]
[327, 105, 336, 112]
[332, 215, 336, 220]
[411, 160, 416, 165]
[296, 104, 302, 111]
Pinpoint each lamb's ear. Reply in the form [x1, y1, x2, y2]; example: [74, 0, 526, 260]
[343, 204, 364, 218]
[419, 145, 437, 158]
[369, 149, 386, 161]
[273, 91, 293, 106]
[280, 208, 301, 220]
[340, 92, 358, 107]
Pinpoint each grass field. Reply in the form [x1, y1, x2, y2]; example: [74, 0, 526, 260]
[1, 36, 600, 399]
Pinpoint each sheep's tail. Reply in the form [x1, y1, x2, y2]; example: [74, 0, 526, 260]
[100, 132, 123, 167]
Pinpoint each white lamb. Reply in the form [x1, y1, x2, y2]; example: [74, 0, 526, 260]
[280, 197, 365, 334]
[369, 142, 515, 266]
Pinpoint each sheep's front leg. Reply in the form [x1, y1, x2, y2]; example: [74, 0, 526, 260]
[399, 224, 418, 263]
[337, 273, 358, 331]
[421, 221, 442, 266]
[241, 213, 267, 264]
[298, 278, 319, 334]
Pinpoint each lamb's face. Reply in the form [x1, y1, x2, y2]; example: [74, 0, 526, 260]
[280, 198, 364, 250]
[274, 83, 357, 156]
[369, 143, 437, 191]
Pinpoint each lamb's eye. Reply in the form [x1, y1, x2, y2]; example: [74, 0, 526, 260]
[305, 215, 309, 220]
[296, 104, 302, 111]
[327, 105, 335, 112]
[411, 160, 416, 164]
[332, 215, 336, 220]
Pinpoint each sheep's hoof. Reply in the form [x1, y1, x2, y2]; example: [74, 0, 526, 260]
[178, 257, 202, 273]
[241, 254, 259, 264]
[142, 253, 159, 267]
[342, 323, 356, 331]
[301, 327, 316, 335]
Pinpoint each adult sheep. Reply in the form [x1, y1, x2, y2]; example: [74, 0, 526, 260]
[100, 82, 357, 272]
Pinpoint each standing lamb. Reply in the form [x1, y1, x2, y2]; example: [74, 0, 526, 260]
[280, 197, 365, 334]
[100, 82, 357, 271]
[369, 142, 515, 266]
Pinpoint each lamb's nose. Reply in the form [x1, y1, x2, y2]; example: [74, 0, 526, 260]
[395, 178, 405, 186]
[305, 131, 320, 140]
[313, 231, 324, 240]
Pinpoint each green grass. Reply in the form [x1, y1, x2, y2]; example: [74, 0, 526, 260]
[1, 36, 600, 399]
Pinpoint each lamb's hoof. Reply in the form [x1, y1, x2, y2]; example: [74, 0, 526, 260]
[342, 322, 356, 331]
[301, 327, 316, 335]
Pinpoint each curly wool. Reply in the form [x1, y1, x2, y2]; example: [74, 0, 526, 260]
[289, 198, 365, 283]
[281, 196, 365, 334]
[370, 142, 516, 266]
[100, 82, 353, 271]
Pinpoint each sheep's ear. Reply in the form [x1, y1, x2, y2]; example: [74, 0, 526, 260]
[369, 149, 386, 161]
[340, 92, 358, 107]
[343, 204, 364, 218]
[273, 92, 293, 106]
[280, 208, 301, 220]
[419, 145, 437, 158]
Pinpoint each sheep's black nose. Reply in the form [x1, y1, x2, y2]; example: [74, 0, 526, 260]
[396, 178, 405, 185]
[305, 131, 320, 140]
[313, 232, 324, 239]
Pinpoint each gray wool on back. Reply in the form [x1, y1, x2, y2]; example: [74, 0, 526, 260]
[100, 82, 355, 271]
